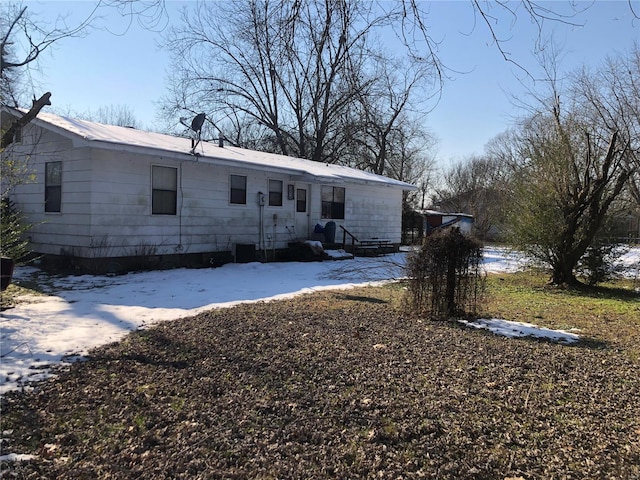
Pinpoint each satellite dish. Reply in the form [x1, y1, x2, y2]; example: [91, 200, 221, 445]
[191, 113, 206, 132]
[184, 113, 206, 156]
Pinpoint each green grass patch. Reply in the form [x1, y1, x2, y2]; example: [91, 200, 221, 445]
[482, 272, 640, 358]
[0, 284, 43, 310]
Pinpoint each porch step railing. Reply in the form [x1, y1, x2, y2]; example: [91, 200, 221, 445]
[339, 226, 395, 257]
[340, 225, 359, 253]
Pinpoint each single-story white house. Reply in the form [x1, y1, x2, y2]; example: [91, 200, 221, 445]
[1, 108, 416, 271]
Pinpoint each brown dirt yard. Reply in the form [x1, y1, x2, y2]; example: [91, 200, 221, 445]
[1, 279, 639, 479]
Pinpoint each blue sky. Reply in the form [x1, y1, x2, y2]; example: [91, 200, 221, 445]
[22, 1, 640, 166]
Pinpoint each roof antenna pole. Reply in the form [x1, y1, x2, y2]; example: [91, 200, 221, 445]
[191, 129, 201, 155]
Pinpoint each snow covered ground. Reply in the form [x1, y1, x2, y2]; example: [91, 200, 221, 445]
[1, 246, 638, 396]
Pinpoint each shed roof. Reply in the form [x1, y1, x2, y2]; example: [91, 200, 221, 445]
[6, 108, 416, 190]
[421, 209, 474, 218]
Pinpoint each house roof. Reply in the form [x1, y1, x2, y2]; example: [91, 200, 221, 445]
[5, 108, 416, 190]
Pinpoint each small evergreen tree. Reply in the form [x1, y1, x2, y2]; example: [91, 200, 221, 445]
[1, 198, 31, 261]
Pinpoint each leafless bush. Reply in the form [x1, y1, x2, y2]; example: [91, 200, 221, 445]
[406, 228, 485, 319]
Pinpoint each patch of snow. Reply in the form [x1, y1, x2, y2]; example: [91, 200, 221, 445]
[617, 248, 640, 279]
[304, 240, 323, 249]
[303, 240, 325, 255]
[325, 249, 352, 259]
[481, 246, 530, 273]
[459, 318, 581, 344]
[0, 453, 38, 462]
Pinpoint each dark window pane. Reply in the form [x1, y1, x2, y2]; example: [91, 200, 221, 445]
[45, 187, 61, 212]
[321, 185, 333, 202]
[152, 166, 177, 190]
[152, 166, 177, 215]
[230, 188, 246, 204]
[152, 190, 177, 215]
[296, 188, 306, 213]
[230, 175, 246, 189]
[45, 162, 62, 212]
[46, 162, 62, 185]
[230, 175, 247, 204]
[332, 202, 345, 220]
[269, 179, 282, 206]
[321, 185, 345, 219]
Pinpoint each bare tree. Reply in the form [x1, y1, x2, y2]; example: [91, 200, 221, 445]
[505, 86, 635, 285]
[100, 0, 168, 32]
[434, 154, 508, 240]
[1, 0, 171, 107]
[162, 0, 431, 164]
[1, 92, 51, 148]
[78, 104, 141, 128]
[0, 3, 100, 106]
[380, 117, 437, 212]
[572, 44, 640, 206]
[384, 1, 640, 86]
[1, 1, 166, 195]
[159, 0, 639, 169]
[346, 56, 434, 175]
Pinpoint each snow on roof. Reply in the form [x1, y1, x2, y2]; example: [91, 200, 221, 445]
[422, 209, 474, 218]
[15, 108, 416, 189]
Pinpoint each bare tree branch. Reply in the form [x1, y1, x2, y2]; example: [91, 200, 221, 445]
[1, 92, 51, 148]
[0, 4, 99, 75]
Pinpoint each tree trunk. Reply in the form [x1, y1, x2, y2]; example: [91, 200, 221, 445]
[445, 254, 457, 316]
[551, 257, 580, 286]
[1, 92, 52, 147]
[0, 257, 15, 291]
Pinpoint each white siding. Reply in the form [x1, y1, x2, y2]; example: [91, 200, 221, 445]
[308, 183, 403, 243]
[7, 125, 93, 255]
[77, 149, 301, 257]
[9, 126, 406, 259]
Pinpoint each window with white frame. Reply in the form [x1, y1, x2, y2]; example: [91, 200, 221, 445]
[268, 179, 283, 206]
[321, 185, 345, 219]
[45, 161, 62, 213]
[152, 165, 177, 215]
[230, 174, 247, 204]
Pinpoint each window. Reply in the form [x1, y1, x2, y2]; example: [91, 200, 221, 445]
[321, 186, 345, 219]
[296, 188, 307, 213]
[268, 179, 283, 206]
[152, 165, 177, 215]
[230, 174, 247, 204]
[45, 161, 62, 213]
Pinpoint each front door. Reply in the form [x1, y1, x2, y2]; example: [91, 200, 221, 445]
[294, 184, 310, 240]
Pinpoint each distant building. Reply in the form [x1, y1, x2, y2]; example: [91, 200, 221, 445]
[422, 210, 474, 236]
